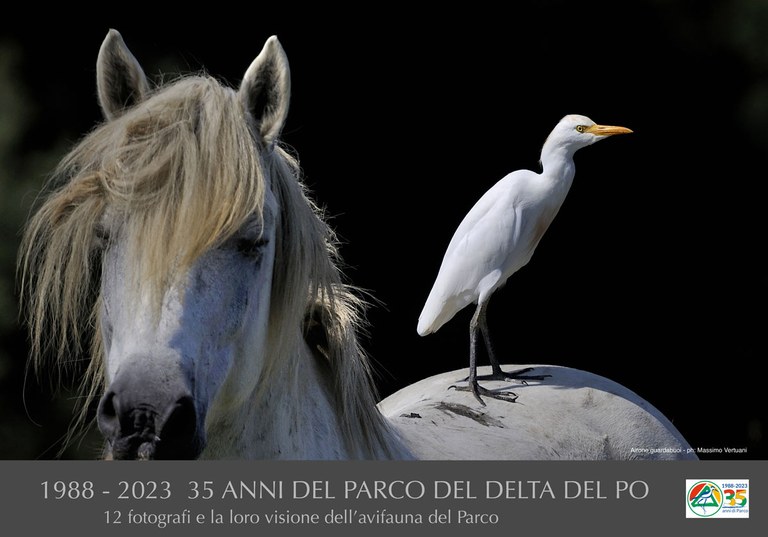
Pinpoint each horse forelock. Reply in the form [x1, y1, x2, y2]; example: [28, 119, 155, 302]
[105, 77, 269, 308]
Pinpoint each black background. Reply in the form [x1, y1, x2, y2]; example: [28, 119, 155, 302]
[0, 1, 765, 459]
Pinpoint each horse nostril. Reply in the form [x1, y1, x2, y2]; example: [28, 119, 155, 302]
[162, 396, 196, 435]
[158, 395, 201, 458]
[96, 390, 120, 439]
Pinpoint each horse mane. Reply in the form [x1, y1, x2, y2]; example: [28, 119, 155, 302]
[19, 74, 401, 458]
[263, 142, 403, 458]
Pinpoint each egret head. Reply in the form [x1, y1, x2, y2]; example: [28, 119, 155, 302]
[547, 114, 632, 152]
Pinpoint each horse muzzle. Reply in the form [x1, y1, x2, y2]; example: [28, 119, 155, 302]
[97, 362, 205, 460]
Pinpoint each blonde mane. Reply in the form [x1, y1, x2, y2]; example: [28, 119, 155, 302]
[19, 74, 399, 458]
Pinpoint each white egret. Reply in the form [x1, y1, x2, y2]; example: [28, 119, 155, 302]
[417, 114, 632, 405]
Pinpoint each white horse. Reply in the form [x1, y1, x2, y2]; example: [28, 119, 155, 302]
[19, 30, 695, 460]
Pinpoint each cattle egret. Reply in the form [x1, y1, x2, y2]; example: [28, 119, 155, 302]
[417, 114, 632, 405]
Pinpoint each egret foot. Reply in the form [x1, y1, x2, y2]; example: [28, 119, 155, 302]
[462, 367, 552, 385]
[449, 382, 518, 406]
[478, 366, 552, 385]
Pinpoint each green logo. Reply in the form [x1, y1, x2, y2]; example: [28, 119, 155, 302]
[687, 481, 723, 517]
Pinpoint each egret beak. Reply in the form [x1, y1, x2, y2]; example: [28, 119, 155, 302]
[585, 124, 633, 136]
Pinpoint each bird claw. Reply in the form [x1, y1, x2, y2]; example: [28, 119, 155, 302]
[469, 367, 552, 384]
[449, 383, 518, 406]
[450, 366, 553, 406]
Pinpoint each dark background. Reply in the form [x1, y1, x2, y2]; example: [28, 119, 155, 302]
[0, 0, 765, 459]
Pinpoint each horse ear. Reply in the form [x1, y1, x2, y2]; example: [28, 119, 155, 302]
[239, 36, 291, 146]
[96, 29, 149, 120]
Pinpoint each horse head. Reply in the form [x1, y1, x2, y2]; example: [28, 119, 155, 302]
[96, 31, 291, 459]
[22, 30, 291, 459]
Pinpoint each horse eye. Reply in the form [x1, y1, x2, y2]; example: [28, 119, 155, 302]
[235, 237, 267, 259]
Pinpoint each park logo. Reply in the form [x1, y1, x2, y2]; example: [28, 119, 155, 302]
[685, 479, 749, 518]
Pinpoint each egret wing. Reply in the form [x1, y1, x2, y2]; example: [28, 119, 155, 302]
[417, 172, 531, 334]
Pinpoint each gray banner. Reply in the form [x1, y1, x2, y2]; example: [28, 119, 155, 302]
[0, 461, 763, 535]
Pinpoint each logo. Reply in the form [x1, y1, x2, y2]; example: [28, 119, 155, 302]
[686, 479, 749, 519]
[686, 481, 723, 517]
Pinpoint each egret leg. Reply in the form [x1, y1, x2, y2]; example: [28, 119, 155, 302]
[477, 303, 552, 383]
[478, 301, 504, 377]
[451, 300, 551, 404]
[450, 301, 518, 406]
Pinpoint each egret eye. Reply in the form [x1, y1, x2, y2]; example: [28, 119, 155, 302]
[575, 125, 588, 133]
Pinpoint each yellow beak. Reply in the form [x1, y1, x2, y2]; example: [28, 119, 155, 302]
[585, 124, 633, 136]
